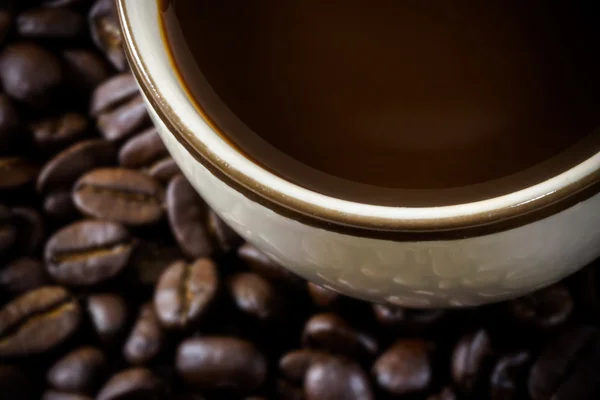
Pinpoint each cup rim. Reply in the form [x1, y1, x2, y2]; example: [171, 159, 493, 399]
[116, 0, 600, 238]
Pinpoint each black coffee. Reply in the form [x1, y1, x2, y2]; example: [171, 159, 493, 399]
[160, 0, 600, 205]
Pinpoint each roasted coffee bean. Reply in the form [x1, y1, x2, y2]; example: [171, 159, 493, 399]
[96, 368, 164, 400]
[307, 283, 345, 309]
[228, 272, 284, 321]
[166, 174, 214, 258]
[0, 286, 81, 357]
[148, 157, 179, 184]
[45, 219, 134, 286]
[0, 257, 50, 294]
[0, 94, 20, 152]
[73, 168, 165, 226]
[0, 364, 31, 400]
[304, 357, 374, 400]
[0, 203, 16, 256]
[44, 190, 78, 220]
[130, 242, 184, 286]
[302, 313, 378, 360]
[372, 339, 434, 396]
[32, 113, 88, 150]
[528, 325, 600, 400]
[373, 304, 445, 333]
[207, 210, 242, 253]
[17, 8, 85, 40]
[89, 0, 126, 71]
[176, 337, 268, 395]
[276, 379, 305, 400]
[491, 351, 531, 400]
[0, 157, 38, 190]
[90, 73, 139, 117]
[61, 49, 110, 91]
[154, 258, 218, 330]
[279, 349, 332, 385]
[97, 95, 150, 142]
[452, 329, 495, 393]
[124, 303, 164, 365]
[37, 139, 115, 193]
[119, 127, 168, 169]
[10, 207, 44, 255]
[427, 387, 457, 400]
[87, 294, 128, 345]
[0, 42, 62, 107]
[238, 243, 305, 290]
[507, 283, 573, 330]
[47, 346, 107, 394]
[42, 391, 93, 400]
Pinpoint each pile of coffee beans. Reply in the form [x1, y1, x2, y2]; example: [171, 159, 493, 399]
[1, 1, 600, 399]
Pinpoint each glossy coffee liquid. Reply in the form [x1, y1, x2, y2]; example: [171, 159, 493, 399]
[160, 1, 600, 206]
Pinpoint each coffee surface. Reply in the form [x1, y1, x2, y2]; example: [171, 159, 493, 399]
[160, 0, 600, 205]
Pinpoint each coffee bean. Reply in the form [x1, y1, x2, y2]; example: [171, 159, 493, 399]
[0, 286, 81, 357]
[302, 313, 378, 360]
[148, 157, 179, 184]
[452, 329, 495, 394]
[119, 127, 168, 169]
[44, 219, 134, 286]
[307, 283, 345, 308]
[130, 242, 184, 287]
[42, 391, 93, 400]
[154, 258, 218, 330]
[0, 364, 31, 400]
[0, 42, 62, 107]
[87, 294, 128, 345]
[73, 168, 165, 226]
[97, 95, 150, 142]
[11, 207, 44, 255]
[238, 243, 305, 290]
[17, 8, 85, 40]
[0, 203, 16, 257]
[228, 272, 284, 321]
[37, 139, 116, 193]
[61, 49, 110, 92]
[31, 113, 89, 151]
[427, 387, 457, 400]
[166, 174, 214, 258]
[507, 283, 573, 330]
[276, 379, 305, 400]
[372, 304, 445, 333]
[0, 94, 20, 152]
[372, 339, 434, 396]
[97, 368, 164, 400]
[176, 337, 268, 395]
[304, 357, 373, 400]
[0, 257, 50, 294]
[123, 303, 164, 365]
[89, 0, 126, 71]
[90, 74, 139, 117]
[279, 349, 332, 385]
[207, 210, 242, 253]
[0, 157, 38, 190]
[490, 351, 531, 400]
[47, 346, 107, 394]
[44, 190, 78, 220]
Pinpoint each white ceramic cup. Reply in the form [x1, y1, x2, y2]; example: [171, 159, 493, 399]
[116, 0, 600, 307]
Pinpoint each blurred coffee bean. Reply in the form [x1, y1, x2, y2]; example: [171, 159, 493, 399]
[238, 243, 305, 290]
[166, 174, 214, 258]
[96, 368, 164, 400]
[491, 351, 531, 400]
[0, 286, 81, 357]
[17, 8, 85, 40]
[302, 313, 378, 360]
[87, 294, 128, 345]
[32, 113, 89, 151]
[37, 139, 115, 193]
[90, 73, 139, 117]
[0, 10, 11, 46]
[279, 349, 332, 385]
[0, 42, 62, 107]
[119, 127, 168, 169]
[0, 364, 31, 400]
[61, 49, 110, 91]
[154, 258, 218, 330]
[373, 304, 445, 333]
[529, 325, 600, 400]
[372, 339, 434, 396]
[124, 303, 164, 365]
[307, 283, 344, 309]
[228, 272, 284, 322]
[507, 283, 573, 330]
[97, 96, 150, 142]
[73, 168, 165, 226]
[304, 357, 373, 400]
[0, 257, 50, 294]
[452, 329, 494, 393]
[44, 219, 135, 286]
[10, 207, 44, 255]
[0, 94, 20, 152]
[276, 379, 305, 400]
[207, 210, 242, 253]
[42, 392, 93, 400]
[44, 190, 78, 220]
[89, 0, 126, 71]
[176, 337, 268, 395]
[148, 157, 179, 184]
[47, 346, 107, 394]
[0, 203, 16, 256]
[130, 242, 183, 286]
[0, 157, 38, 190]
[427, 387, 457, 400]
